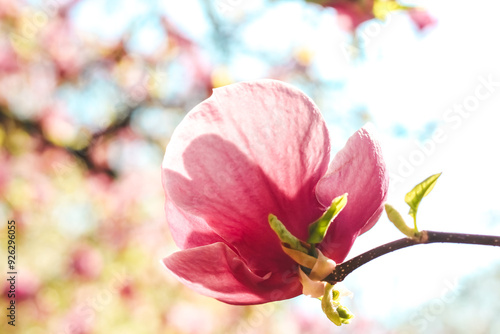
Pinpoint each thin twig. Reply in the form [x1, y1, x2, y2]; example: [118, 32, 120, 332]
[319, 230, 500, 284]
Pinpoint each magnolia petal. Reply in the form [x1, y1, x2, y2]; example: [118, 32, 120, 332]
[164, 191, 225, 249]
[280, 245, 317, 269]
[335, 282, 354, 299]
[163, 242, 301, 305]
[315, 126, 389, 263]
[308, 249, 337, 281]
[163, 80, 330, 273]
[299, 268, 326, 298]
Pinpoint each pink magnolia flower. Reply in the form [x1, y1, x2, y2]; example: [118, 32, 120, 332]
[162, 80, 388, 305]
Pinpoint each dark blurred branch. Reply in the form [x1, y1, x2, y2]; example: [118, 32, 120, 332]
[303, 230, 500, 284]
[0, 105, 136, 178]
[69, 108, 135, 177]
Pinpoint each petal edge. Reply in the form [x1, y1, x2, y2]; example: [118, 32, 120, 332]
[163, 242, 301, 305]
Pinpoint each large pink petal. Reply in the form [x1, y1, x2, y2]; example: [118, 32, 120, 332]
[162, 80, 330, 274]
[164, 191, 226, 249]
[163, 242, 301, 305]
[315, 126, 389, 263]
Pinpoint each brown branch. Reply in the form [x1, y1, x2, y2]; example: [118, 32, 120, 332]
[310, 230, 500, 284]
[0, 105, 134, 178]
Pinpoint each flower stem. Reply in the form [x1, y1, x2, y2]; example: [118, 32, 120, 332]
[320, 230, 500, 284]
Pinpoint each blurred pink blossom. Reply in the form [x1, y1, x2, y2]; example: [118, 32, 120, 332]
[312, 0, 375, 31]
[309, 0, 436, 32]
[3, 269, 40, 302]
[69, 245, 103, 280]
[0, 42, 20, 74]
[39, 102, 77, 144]
[162, 17, 214, 96]
[60, 306, 93, 334]
[41, 18, 84, 81]
[408, 8, 437, 31]
[0, 0, 21, 19]
[162, 80, 388, 305]
[167, 302, 215, 334]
